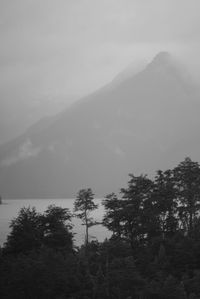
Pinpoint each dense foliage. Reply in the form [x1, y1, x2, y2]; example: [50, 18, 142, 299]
[1, 158, 200, 298]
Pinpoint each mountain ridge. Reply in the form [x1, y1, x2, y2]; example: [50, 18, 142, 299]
[1, 52, 200, 198]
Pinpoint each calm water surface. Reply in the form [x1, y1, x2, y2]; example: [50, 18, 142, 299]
[0, 199, 111, 246]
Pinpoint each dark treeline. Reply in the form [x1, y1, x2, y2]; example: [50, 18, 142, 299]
[1, 157, 200, 298]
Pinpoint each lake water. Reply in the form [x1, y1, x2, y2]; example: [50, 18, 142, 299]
[0, 199, 111, 246]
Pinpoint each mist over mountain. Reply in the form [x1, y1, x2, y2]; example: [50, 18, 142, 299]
[0, 52, 200, 198]
[0, 94, 79, 145]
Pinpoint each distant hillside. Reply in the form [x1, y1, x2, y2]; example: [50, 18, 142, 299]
[0, 94, 79, 145]
[1, 52, 200, 198]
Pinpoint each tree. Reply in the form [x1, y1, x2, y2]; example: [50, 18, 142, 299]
[102, 193, 123, 239]
[3, 205, 73, 255]
[74, 188, 98, 246]
[153, 169, 178, 237]
[120, 174, 154, 249]
[41, 205, 73, 251]
[162, 276, 187, 299]
[3, 207, 42, 255]
[0, 248, 79, 299]
[103, 175, 155, 251]
[173, 157, 200, 232]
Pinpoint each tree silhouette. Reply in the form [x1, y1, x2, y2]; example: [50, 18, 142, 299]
[74, 188, 98, 245]
[153, 169, 178, 237]
[173, 157, 200, 232]
[3, 205, 73, 255]
[4, 207, 42, 254]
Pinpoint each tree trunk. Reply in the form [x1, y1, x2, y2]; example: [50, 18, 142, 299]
[85, 210, 89, 246]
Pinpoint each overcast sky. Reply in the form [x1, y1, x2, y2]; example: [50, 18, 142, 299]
[1, 0, 200, 139]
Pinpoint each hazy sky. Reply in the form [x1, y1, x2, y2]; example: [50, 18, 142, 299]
[1, 0, 200, 138]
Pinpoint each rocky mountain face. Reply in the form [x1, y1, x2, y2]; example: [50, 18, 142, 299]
[1, 52, 200, 198]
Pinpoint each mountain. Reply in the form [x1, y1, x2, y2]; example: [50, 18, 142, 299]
[1, 52, 200, 198]
[0, 94, 79, 145]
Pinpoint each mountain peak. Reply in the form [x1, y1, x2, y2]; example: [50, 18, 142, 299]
[147, 51, 173, 70]
[152, 51, 171, 63]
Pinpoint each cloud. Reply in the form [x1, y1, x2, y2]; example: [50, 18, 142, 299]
[1, 0, 200, 68]
[114, 146, 125, 158]
[0, 0, 200, 143]
[1, 139, 41, 166]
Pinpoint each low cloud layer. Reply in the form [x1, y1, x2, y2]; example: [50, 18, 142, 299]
[1, 139, 41, 166]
